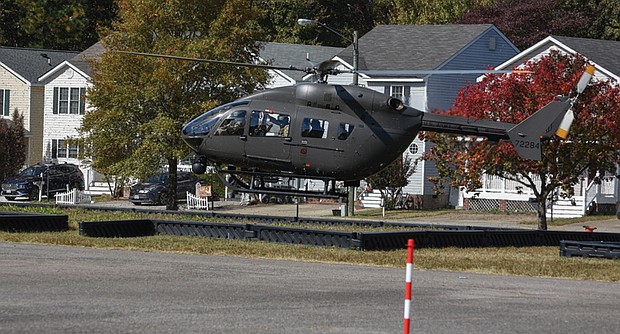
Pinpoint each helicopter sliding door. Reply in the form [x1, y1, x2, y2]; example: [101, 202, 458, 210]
[243, 109, 293, 169]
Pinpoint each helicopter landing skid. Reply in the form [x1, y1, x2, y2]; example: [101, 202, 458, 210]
[215, 168, 348, 199]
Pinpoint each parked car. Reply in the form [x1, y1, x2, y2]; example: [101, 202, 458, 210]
[129, 172, 199, 205]
[1, 163, 85, 201]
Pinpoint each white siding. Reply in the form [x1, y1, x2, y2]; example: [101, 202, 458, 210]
[41, 66, 90, 165]
[408, 84, 426, 111]
[402, 137, 425, 195]
[267, 70, 296, 88]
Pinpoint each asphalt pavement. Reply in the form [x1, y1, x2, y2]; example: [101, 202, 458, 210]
[1, 242, 619, 334]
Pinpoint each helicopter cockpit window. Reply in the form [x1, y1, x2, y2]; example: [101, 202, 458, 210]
[249, 110, 290, 137]
[214, 110, 246, 136]
[182, 101, 249, 137]
[337, 123, 355, 140]
[301, 118, 329, 138]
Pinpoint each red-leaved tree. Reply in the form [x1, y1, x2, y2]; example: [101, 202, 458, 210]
[423, 51, 620, 230]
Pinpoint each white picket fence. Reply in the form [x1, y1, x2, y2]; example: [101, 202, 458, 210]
[55, 188, 92, 205]
[186, 191, 210, 210]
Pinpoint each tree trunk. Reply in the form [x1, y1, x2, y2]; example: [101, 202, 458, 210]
[536, 196, 548, 230]
[166, 158, 178, 211]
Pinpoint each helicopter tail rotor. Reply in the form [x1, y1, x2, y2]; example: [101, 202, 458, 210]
[507, 64, 596, 159]
[554, 64, 596, 140]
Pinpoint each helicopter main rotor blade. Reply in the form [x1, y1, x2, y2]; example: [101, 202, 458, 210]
[111, 50, 307, 72]
[357, 69, 533, 76]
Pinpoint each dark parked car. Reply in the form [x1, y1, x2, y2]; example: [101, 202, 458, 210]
[1, 163, 85, 201]
[129, 172, 199, 205]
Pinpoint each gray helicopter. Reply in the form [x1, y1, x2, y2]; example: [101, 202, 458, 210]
[119, 51, 592, 199]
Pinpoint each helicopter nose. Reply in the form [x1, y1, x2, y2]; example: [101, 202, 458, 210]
[183, 136, 203, 151]
[181, 124, 204, 151]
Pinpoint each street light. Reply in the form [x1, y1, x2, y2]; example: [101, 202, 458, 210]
[297, 18, 359, 86]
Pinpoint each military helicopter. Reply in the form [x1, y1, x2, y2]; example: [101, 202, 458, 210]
[118, 51, 594, 199]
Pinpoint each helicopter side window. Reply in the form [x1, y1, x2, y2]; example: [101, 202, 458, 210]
[337, 123, 355, 140]
[214, 110, 246, 136]
[301, 118, 329, 139]
[249, 110, 290, 137]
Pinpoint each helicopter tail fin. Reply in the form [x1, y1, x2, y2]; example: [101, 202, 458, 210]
[507, 64, 595, 160]
[507, 98, 572, 160]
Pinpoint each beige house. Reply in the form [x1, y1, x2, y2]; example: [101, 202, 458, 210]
[0, 47, 78, 166]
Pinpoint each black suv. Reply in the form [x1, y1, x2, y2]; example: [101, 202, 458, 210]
[129, 172, 199, 205]
[1, 163, 85, 201]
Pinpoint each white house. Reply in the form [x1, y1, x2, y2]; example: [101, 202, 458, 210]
[461, 35, 620, 217]
[36, 43, 104, 190]
[259, 42, 343, 87]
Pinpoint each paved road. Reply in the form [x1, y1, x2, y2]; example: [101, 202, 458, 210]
[1, 242, 619, 333]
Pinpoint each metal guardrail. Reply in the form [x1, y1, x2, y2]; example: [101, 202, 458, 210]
[0, 212, 69, 232]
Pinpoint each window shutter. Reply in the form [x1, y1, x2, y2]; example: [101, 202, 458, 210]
[4, 90, 9, 116]
[51, 139, 58, 159]
[53, 87, 59, 114]
[79, 88, 86, 114]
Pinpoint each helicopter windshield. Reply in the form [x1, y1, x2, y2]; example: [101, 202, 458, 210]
[182, 101, 249, 137]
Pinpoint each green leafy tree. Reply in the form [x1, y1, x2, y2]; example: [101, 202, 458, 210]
[0, 109, 27, 181]
[258, 0, 375, 47]
[365, 155, 415, 210]
[81, 0, 268, 210]
[0, 0, 117, 50]
[373, 0, 493, 25]
[422, 51, 620, 230]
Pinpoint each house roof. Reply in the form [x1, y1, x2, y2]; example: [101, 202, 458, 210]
[549, 36, 620, 78]
[497, 35, 620, 81]
[259, 42, 344, 82]
[0, 47, 78, 84]
[68, 42, 106, 77]
[336, 24, 510, 72]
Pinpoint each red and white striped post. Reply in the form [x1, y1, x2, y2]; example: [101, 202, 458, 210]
[403, 238, 415, 334]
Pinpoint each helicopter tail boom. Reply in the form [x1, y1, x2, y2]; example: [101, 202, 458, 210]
[420, 96, 573, 161]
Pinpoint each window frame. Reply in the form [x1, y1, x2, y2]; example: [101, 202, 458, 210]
[301, 118, 329, 139]
[0, 89, 10, 117]
[51, 139, 80, 159]
[249, 110, 291, 138]
[390, 85, 404, 100]
[53, 87, 86, 115]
